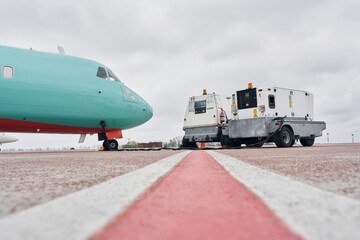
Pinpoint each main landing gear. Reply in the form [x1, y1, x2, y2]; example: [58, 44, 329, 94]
[99, 121, 119, 151]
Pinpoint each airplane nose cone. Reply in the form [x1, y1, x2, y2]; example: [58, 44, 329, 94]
[143, 101, 153, 122]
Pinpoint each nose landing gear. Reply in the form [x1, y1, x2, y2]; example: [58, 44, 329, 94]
[99, 121, 119, 151]
[103, 139, 119, 151]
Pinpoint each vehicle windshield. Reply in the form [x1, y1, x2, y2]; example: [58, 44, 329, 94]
[107, 69, 121, 82]
[195, 100, 206, 114]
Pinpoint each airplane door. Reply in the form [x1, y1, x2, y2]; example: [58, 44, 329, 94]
[121, 85, 138, 103]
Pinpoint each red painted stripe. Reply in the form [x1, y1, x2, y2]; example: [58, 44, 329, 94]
[91, 151, 302, 240]
[0, 117, 120, 135]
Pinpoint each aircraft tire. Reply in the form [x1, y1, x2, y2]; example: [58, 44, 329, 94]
[102, 141, 108, 150]
[108, 140, 118, 150]
[103, 140, 118, 151]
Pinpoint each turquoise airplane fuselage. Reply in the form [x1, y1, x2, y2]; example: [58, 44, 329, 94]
[0, 45, 153, 137]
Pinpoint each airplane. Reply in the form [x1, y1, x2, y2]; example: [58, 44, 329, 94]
[0, 45, 153, 151]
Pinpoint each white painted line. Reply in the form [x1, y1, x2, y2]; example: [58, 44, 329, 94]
[208, 151, 360, 240]
[0, 151, 191, 240]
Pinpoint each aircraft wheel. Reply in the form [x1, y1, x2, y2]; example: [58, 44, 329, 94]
[103, 140, 118, 151]
[108, 140, 118, 150]
[102, 141, 108, 150]
[273, 126, 294, 148]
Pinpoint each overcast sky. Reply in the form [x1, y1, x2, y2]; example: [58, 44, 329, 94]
[1, 0, 359, 149]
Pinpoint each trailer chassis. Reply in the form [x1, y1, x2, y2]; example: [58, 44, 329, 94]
[224, 117, 326, 147]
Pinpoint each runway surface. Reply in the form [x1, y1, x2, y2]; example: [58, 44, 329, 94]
[0, 150, 180, 217]
[92, 151, 300, 240]
[0, 143, 359, 240]
[221, 144, 360, 199]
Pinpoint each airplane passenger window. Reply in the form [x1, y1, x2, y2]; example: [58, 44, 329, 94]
[107, 69, 121, 82]
[97, 67, 108, 79]
[2, 66, 14, 79]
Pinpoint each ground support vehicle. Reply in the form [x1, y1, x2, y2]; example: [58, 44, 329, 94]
[182, 90, 232, 148]
[221, 84, 326, 148]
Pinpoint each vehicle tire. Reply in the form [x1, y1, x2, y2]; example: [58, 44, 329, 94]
[220, 135, 237, 148]
[273, 126, 294, 148]
[300, 138, 315, 147]
[182, 137, 197, 148]
[220, 135, 226, 147]
[182, 137, 189, 148]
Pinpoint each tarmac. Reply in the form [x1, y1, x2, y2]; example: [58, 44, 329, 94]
[0, 143, 359, 240]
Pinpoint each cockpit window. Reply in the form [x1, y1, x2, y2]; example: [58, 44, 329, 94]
[107, 69, 121, 82]
[97, 67, 108, 79]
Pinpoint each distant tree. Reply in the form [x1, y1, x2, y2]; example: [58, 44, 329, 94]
[166, 136, 183, 148]
[168, 139, 176, 147]
[175, 136, 182, 147]
[124, 140, 138, 148]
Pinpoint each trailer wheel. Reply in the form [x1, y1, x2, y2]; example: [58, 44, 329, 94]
[182, 137, 197, 148]
[273, 126, 294, 148]
[220, 135, 238, 148]
[300, 138, 315, 147]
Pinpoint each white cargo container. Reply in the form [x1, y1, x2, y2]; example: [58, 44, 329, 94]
[223, 84, 326, 148]
[182, 90, 232, 147]
[235, 87, 314, 120]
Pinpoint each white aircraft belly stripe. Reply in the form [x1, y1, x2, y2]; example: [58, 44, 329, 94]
[0, 151, 191, 240]
[208, 151, 360, 240]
